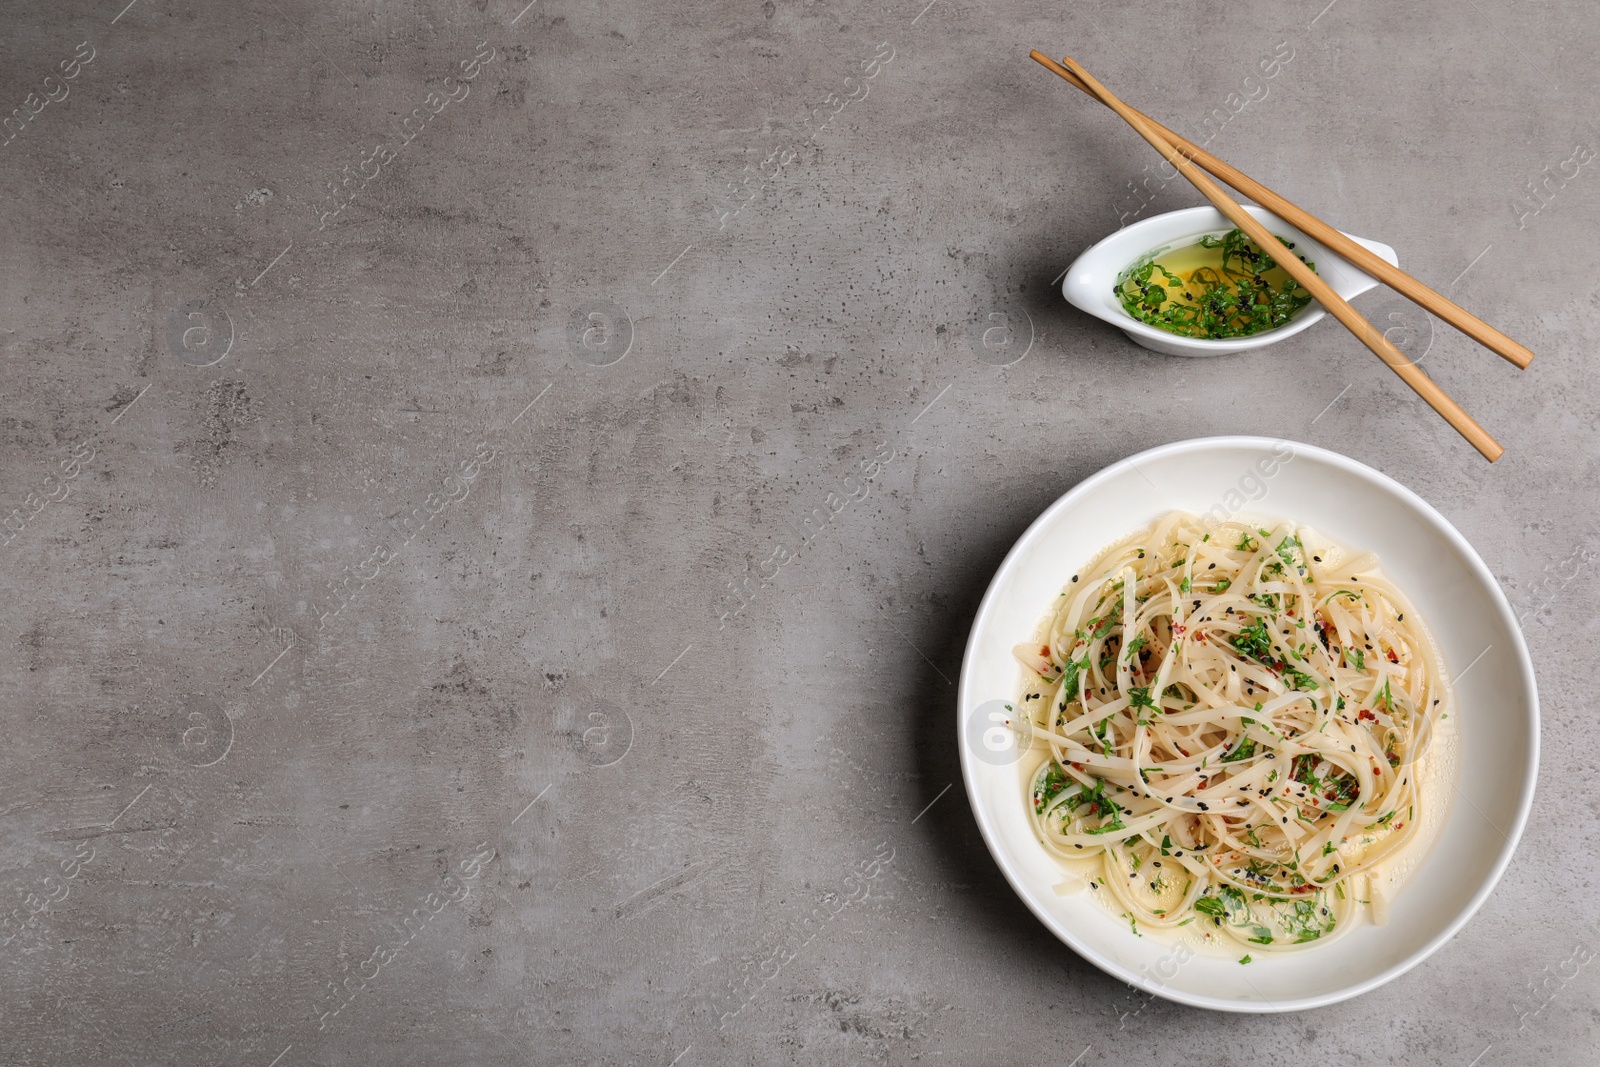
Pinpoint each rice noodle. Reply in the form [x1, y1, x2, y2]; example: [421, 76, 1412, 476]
[1012, 512, 1448, 950]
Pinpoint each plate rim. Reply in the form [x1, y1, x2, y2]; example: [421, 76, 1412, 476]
[956, 434, 1541, 1013]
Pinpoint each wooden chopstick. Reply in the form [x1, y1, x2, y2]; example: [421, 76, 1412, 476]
[1030, 50, 1533, 371]
[1050, 54, 1504, 462]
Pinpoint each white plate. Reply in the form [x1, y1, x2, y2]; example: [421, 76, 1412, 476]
[957, 437, 1538, 1012]
[1060, 205, 1397, 357]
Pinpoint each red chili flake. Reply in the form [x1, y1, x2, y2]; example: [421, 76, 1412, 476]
[1387, 649, 1399, 662]
[1040, 645, 1051, 657]
[1357, 709, 1376, 723]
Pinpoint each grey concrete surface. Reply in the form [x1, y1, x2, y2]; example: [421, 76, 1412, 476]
[1, 0, 1595, 1063]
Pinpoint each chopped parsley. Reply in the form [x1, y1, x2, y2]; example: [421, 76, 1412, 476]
[1070, 777, 1123, 830]
[1231, 619, 1274, 661]
[1222, 719, 1258, 762]
[1288, 669, 1319, 691]
[1280, 897, 1335, 943]
[1059, 657, 1087, 702]
[1032, 764, 1071, 814]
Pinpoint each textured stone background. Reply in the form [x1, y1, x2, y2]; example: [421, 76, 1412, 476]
[1, 0, 1595, 1063]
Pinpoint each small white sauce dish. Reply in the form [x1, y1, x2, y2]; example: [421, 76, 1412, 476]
[1061, 205, 1398, 357]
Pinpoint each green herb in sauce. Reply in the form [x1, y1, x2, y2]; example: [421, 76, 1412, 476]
[1116, 228, 1317, 339]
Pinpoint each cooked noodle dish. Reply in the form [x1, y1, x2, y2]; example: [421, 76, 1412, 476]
[1010, 512, 1453, 953]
